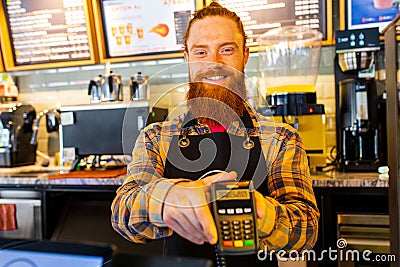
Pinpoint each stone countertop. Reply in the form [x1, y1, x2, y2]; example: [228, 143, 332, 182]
[0, 173, 125, 187]
[0, 166, 389, 188]
[311, 170, 389, 188]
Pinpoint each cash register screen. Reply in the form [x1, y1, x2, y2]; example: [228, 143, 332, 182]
[0, 249, 104, 267]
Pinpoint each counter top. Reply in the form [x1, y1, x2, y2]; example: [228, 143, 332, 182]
[311, 171, 389, 188]
[0, 165, 125, 187]
[0, 166, 389, 188]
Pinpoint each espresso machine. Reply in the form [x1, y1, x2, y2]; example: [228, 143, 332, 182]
[334, 28, 387, 171]
[0, 103, 37, 167]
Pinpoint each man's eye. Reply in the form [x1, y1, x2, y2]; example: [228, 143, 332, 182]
[220, 47, 235, 55]
[193, 50, 207, 56]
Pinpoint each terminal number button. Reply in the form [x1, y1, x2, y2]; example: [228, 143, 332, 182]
[244, 208, 252, 213]
[218, 209, 226, 214]
[223, 241, 233, 247]
[221, 225, 230, 230]
[234, 240, 244, 247]
[244, 240, 255, 247]
[235, 208, 243, 214]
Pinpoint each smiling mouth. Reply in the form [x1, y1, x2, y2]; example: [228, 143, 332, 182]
[203, 75, 228, 83]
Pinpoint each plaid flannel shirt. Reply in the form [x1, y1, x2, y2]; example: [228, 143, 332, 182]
[111, 105, 319, 252]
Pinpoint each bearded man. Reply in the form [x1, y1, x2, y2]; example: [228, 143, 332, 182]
[111, 3, 319, 267]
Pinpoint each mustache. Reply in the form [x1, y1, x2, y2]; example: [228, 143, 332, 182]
[191, 67, 236, 82]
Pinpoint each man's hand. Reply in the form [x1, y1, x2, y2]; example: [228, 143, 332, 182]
[254, 190, 275, 237]
[254, 190, 267, 219]
[163, 171, 237, 245]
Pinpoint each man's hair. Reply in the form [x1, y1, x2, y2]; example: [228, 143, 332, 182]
[183, 2, 247, 52]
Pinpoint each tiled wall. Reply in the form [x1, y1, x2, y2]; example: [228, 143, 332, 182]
[315, 75, 336, 160]
[8, 46, 337, 158]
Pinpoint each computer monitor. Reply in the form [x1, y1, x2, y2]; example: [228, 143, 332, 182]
[0, 238, 214, 267]
[111, 253, 214, 267]
[0, 239, 112, 267]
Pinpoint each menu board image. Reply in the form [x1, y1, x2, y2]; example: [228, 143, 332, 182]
[346, 0, 400, 32]
[0, 0, 96, 70]
[100, 0, 196, 57]
[217, 0, 330, 46]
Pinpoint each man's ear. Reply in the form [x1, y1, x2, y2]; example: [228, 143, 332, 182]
[243, 46, 250, 65]
[184, 51, 189, 62]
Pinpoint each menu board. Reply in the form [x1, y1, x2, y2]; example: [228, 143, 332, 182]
[216, 0, 332, 46]
[0, 0, 97, 70]
[0, 48, 4, 73]
[98, 0, 196, 58]
[344, 0, 400, 32]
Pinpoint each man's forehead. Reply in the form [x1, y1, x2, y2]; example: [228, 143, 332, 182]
[189, 16, 239, 32]
[187, 16, 243, 46]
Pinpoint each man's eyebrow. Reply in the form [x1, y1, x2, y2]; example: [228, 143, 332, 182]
[189, 42, 239, 51]
[190, 44, 208, 51]
[219, 42, 239, 48]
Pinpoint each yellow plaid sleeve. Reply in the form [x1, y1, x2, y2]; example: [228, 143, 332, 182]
[258, 123, 319, 252]
[111, 124, 188, 244]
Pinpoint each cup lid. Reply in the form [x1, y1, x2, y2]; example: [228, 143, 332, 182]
[259, 26, 322, 46]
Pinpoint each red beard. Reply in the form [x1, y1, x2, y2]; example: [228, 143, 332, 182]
[186, 77, 247, 127]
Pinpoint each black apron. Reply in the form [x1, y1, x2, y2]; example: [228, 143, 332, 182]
[162, 112, 278, 267]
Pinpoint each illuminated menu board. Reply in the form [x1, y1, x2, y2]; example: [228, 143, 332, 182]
[0, 0, 97, 70]
[99, 0, 196, 58]
[217, 0, 332, 46]
[0, 49, 4, 73]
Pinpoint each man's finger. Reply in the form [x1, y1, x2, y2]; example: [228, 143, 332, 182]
[202, 171, 237, 185]
[188, 191, 218, 244]
[169, 218, 206, 245]
[164, 207, 209, 244]
[193, 204, 218, 244]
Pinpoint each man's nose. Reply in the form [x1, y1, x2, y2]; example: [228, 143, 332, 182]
[206, 61, 224, 72]
[207, 51, 223, 64]
[206, 52, 224, 70]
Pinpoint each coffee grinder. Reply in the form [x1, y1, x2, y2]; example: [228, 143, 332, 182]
[334, 28, 387, 171]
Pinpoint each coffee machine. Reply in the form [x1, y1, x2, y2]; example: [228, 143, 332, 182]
[0, 103, 37, 167]
[258, 26, 327, 171]
[334, 28, 387, 171]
